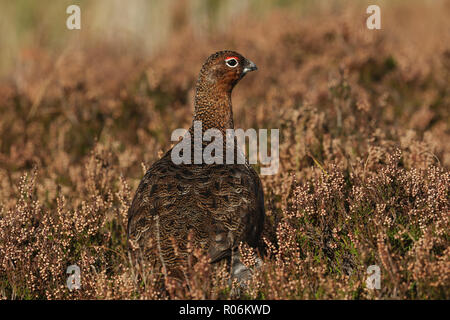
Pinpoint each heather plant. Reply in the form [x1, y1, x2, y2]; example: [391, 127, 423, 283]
[0, 1, 449, 299]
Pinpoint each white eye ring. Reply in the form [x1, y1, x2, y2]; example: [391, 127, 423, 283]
[225, 58, 238, 68]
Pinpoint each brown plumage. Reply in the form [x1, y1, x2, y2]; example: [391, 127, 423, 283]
[127, 51, 264, 282]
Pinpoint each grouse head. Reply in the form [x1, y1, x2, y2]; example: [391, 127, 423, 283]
[197, 50, 257, 93]
[194, 51, 257, 131]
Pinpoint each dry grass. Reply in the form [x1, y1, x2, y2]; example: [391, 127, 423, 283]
[0, 1, 449, 299]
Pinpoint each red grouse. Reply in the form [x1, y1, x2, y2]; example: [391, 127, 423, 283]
[127, 51, 264, 283]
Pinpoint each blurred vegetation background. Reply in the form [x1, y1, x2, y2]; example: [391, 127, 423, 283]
[0, 0, 416, 76]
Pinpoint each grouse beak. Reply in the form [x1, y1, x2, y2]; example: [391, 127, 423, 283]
[243, 60, 258, 74]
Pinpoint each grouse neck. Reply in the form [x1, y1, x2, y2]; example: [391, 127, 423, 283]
[192, 82, 234, 133]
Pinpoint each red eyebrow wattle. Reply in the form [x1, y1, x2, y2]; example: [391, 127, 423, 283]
[225, 56, 238, 61]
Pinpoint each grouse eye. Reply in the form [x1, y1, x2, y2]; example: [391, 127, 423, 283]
[225, 57, 238, 68]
